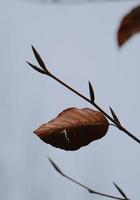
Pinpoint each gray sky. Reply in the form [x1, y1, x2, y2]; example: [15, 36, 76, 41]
[0, 0, 140, 200]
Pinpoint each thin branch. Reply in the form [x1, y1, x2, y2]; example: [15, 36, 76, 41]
[27, 46, 140, 144]
[48, 158, 130, 200]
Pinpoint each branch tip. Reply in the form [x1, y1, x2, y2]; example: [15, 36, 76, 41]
[26, 61, 46, 74]
[48, 157, 63, 175]
[31, 45, 48, 72]
[88, 81, 95, 102]
[113, 182, 128, 199]
[109, 107, 121, 126]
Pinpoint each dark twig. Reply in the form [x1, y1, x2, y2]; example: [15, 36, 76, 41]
[109, 107, 121, 126]
[27, 61, 46, 74]
[48, 158, 130, 200]
[27, 46, 140, 144]
[113, 182, 129, 200]
[88, 81, 95, 103]
[31, 46, 50, 75]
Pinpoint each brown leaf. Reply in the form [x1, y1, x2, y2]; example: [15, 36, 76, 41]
[34, 107, 109, 150]
[118, 6, 140, 47]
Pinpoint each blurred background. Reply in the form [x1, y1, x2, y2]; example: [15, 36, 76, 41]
[0, 0, 140, 200]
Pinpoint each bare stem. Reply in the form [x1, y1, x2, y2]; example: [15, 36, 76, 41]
[48, 158, 130, 200]
[27, 46, 140, 144]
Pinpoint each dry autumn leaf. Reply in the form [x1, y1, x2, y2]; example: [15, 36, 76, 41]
[118, 6, 140, 47]
[34, 107, 109, 150]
